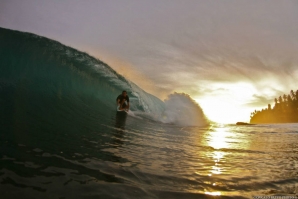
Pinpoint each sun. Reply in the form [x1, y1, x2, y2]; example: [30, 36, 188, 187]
[194, 82, 256, 124]
[196, 98, 251, 124]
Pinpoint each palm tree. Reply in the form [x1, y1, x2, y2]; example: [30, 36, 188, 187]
[283, 94, 287, 102]
[278, 96, 283, 103]
[268, 104, 271, 110]
[290, 90, 295, 100]
[250, 88, 298, 123]
[295, 90, 298, 110]
[287, 94, 292, 112]
[250, 112, 254, 118]
[287, 94, 292, 102]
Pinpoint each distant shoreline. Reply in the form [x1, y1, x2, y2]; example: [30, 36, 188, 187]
[250, 90, 298, 124]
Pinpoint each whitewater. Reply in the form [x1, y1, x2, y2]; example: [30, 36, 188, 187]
[0, 27, 298, 198]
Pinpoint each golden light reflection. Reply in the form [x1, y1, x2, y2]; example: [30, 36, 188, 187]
[210, 151, 223, 175]
[205, 191, 221, 196]
[203, 126, 230, 197]
[201, 126, 252, 197]
[207, 127, 229, 178]
[208, 127, 229, 150]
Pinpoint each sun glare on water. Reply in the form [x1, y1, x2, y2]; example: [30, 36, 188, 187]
[202, 125, 236, 196]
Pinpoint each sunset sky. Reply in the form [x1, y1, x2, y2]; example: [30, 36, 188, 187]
[1, 0, 298, 123]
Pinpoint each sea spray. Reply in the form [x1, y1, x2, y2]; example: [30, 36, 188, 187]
[162, 93, 209, 126]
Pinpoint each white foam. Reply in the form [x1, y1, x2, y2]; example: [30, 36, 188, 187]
[127, 110, 143, 119]
[161, 92, 209, 126]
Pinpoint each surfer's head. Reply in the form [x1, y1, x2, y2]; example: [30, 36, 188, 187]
[122, 90, 127, 97]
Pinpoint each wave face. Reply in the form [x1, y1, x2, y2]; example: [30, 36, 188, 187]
[0, 27, 210, 130]
[0, 27, 168, 132]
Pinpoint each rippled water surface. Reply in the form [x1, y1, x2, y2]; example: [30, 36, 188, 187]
[1, 117, 298, 198]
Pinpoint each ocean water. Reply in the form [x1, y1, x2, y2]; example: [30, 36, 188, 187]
[1, 28, 298, 199]
[1, 122, 298, 199]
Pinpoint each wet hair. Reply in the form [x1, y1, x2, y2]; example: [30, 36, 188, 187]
[122, 90, 127, 93]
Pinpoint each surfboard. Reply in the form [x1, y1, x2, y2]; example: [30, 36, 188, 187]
[116, 106, 143, 119]
[117, 105, 128, 113]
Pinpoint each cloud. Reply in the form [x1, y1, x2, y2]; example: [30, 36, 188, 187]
[1, 0, 298, 121]
[244, 94, 275, 108]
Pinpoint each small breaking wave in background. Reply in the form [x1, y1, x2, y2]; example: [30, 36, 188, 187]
[162, 93, 209, 126]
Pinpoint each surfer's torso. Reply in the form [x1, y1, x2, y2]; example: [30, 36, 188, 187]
[116, 94, 129, 103]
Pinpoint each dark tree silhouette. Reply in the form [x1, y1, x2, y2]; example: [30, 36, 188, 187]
[278, 96, 283, 103]
[290, 90, 295, 100]
[250, 89, 298, 123]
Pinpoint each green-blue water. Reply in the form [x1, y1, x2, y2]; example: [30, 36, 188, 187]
[0, 28, 298, 198]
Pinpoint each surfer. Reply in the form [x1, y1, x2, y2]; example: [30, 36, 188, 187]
[116, 90, 130, 111]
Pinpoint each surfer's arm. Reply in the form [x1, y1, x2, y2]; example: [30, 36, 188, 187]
[127, 102, 130, 109]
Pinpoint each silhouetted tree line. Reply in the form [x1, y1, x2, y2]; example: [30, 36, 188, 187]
[250, 90, 298, 123]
